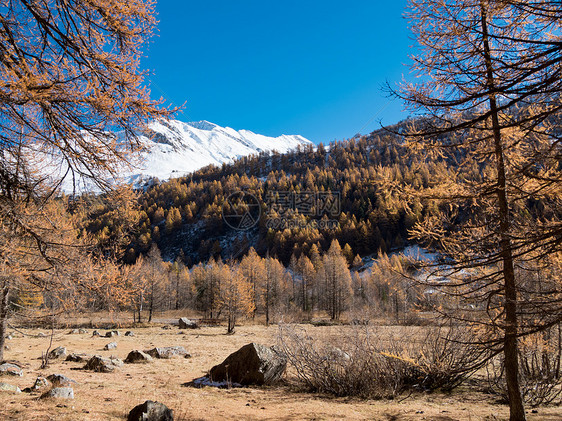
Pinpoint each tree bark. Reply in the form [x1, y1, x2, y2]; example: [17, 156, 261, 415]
[480, 4, 526, 420]
[0, 284, 9, 363]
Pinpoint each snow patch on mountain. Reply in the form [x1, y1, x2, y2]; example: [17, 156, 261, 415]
[53, 119, 311, 192]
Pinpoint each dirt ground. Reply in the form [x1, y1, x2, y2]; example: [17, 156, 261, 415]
[0, 320, 560, 421]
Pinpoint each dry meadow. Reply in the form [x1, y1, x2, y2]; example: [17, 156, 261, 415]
[0, 317, 561, 421]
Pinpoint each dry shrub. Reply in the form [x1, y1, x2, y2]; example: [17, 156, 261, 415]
[276, 323, 486, 398]
[486, 327, 562, 407]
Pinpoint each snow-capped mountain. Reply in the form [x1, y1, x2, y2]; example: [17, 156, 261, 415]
[52, 119, 311, 192]
[130, 119, 311, 183]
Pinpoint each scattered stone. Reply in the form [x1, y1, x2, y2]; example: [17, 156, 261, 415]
[78, 328, 87, 334]
[68, 329, 80, 334]
[125, 331, 135, 337]
[161, 325, 172, 330]
[41, 387, 74, 399]
[109, 356, 124, 367]
[46, 374, 76, 386]
[0, 363, 23, 377]
[178, 318, 198, 329]
[5, 334, 12, 340]
[144, 346, 190, 359]
[0, 382, 21, 393]
[37, 332, 47, 337]
[32, 376, 50, 390]
[48, 346, 67, 360]
[209, 343, 287, 386]
[23, 376, 51, 393]
[127, 400, 173, 421]
[4, 345, 9, 351]
[84, 355, 123, 373]
[66, 353, 92, 363]
[104, 342, 117, 350]
[125, 350, 153, 364]
[185, 376, 242, 389]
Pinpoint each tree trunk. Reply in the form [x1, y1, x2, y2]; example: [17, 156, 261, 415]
[227, 313, 235, 334]
[0, 285, 9, 363]
[148, 282, 154, 322]
[265, 280, 270, 326]
[480, 4, 525, 420]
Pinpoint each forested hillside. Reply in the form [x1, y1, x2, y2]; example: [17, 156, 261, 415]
[81, 122, 461, 266]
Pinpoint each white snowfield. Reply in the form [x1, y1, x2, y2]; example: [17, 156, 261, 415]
[136, 119, 311, 181]
[49, 119, 311, 193]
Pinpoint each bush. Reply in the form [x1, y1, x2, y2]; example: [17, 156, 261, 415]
[276, 323, 486, 398]
[486, 328, 562, 407]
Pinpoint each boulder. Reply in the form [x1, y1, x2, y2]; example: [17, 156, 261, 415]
[125, 350, 153, 364]
[0, 363, 23, 377]
[125, 331, 135, 337]
[178, 318, 198, 329]
[41, 386, 74, 399]
[92, 330, 100, 337]
[78, 328, 87, 334]
[68, 329, 80, 334]
[105, 330, 120, 338]
[46, 374, 76, 386]
[48, 346, 67, 360]
[127, 400, 173, 421]
[66, 353, 92, 363]
[84, 355, 123, 373]
[209, 343, 286, 386]
[0, 382, 21, 393]
[5, 334, 12, 340]
[104, 342, 117, 350]
[144, 346, 190, 359]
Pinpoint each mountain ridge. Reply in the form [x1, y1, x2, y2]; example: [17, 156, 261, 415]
[53, 119, 311, 192]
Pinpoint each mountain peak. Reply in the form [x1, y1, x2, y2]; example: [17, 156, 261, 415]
[185, 120, 218, 131]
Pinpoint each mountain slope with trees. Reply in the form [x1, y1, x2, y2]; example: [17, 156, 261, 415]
[84, 121, 450, 267]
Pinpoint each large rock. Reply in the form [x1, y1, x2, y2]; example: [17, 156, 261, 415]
[178, 318, 198, 329]
[125, 350, 153, 364]
[209, 343, 286, 386]
[125, 331, 135, 337]
[0, 363, 23, 377]
[105, 330, 120, 338]
[41, 387, 74, 399]
[144, 346, 190, 359]
[0, 382, 21, 393]
[46, 374, 76, 386]
[48, 346, 67, 360]
[127, 400, 173, 421]
[84, 355, 123, 373]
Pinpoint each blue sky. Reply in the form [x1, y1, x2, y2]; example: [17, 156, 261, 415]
[142, 1, 411, 144]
